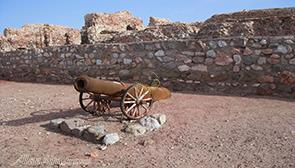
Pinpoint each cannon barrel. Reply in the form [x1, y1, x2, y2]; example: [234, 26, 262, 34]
[74, 75, 171, 101]
[74, 75, 128, 95]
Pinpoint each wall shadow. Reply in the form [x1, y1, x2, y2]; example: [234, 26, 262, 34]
[173, 90, 295, 103]
[0, 80, 294, 106]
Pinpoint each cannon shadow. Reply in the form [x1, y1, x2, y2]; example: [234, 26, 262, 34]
[0, 107, 124, 127]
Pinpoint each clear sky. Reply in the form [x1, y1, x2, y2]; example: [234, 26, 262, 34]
[0, 0, 295, 34]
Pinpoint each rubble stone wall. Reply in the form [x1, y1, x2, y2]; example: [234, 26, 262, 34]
[1, 36, 294, 98]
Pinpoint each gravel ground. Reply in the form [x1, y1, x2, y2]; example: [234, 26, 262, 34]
[0, 81, 295, 168]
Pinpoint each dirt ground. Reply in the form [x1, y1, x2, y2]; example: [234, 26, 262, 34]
[0, 81, 295, 168]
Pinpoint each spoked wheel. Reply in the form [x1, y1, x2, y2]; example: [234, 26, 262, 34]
[121, 84, 153, 120]
[79, 92, 111, 115]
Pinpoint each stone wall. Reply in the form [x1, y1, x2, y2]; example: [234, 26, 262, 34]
[0, 36, 294, 98]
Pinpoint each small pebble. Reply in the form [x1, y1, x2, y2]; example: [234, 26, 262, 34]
[97, 145, 107, 151]
[84, 152, 91, 157]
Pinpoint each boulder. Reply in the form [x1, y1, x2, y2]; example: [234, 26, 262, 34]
[83, 125, 105, 142]
[102, 133, 120, 145]
[139, 116, 161, 131]
[59, 118, 86, 134]
[72, 125, 90, 137]
[151, 114, 167, 125]
[124, 123, 147, 136]
[49, 118, 65, 129]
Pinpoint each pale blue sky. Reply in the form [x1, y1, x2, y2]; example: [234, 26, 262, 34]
[0, 0, 295, 34]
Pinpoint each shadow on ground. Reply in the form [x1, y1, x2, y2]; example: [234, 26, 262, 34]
[0, 107, 125, 127]
[1, 107, 127, 143]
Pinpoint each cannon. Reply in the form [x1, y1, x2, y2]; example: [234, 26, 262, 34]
[74, 75, 171, 120]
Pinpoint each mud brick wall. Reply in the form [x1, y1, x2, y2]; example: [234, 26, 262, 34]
[0, 36, 294, 98]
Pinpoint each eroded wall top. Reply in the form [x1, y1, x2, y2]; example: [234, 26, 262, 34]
[1, 24, 81, 52]
[1, 8, 295, 52]
[198, 8, 295, 38]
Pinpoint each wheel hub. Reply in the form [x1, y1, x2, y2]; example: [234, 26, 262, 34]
[135, 99, 141, 105]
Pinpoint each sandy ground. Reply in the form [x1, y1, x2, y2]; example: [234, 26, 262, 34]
[0, 81, 295, 168]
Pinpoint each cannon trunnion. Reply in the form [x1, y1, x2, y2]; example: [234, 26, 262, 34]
[74, 75, 171, 120]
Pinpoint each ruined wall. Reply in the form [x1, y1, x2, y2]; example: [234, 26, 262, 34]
[0, 36, 294, 98]
[81, 8, 295, 44]
[1, 24, 81, 52]
[206, 8, 295, 22]
[3, 8, 294, 51]
[109, 23, 200, 43]
[81, 11, 144, 44]
[198, 8, 295, 38]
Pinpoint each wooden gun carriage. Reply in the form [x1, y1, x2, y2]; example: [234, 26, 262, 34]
[74, 75, 171, 120]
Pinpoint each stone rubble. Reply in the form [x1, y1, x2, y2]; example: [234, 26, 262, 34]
[124, 123, 147, 136]
[83, 125, 105, 142]
[48, 114, 167, 148]
[124, 114, 167, 136]
[139, 116, 161, 131]
[151, 113, 167, 125]
[49, 118, 105, 142]
[102, 133, 120, 145]
[49, 118, 66, 129]
[59, 118, 87, 134]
